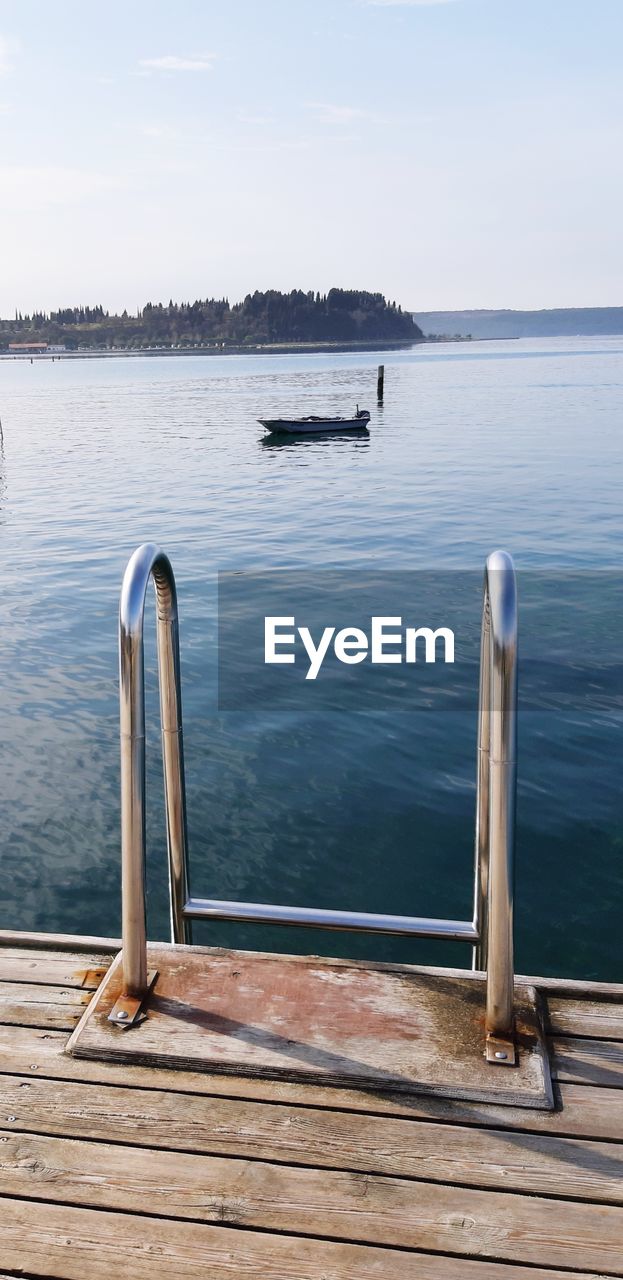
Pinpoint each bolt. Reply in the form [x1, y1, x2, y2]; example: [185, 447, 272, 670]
[494, 1050, 508, 1060]
[116, 1010, 129, 1021]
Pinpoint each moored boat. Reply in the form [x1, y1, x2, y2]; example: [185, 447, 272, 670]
[258, 406, 370, 434]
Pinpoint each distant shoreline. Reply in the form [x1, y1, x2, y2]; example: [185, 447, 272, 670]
[412, 306, 623, 340]
[0, 337, 434, 361]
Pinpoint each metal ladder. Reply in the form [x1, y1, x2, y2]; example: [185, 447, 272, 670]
[114, 544, 518, 1062]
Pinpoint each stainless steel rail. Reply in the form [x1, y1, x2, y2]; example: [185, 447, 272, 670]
[119, 543, 191, 997]
[184, 898, 479, 941]
[116, 544, 517, 1048]
[472, 550, 517, 1038]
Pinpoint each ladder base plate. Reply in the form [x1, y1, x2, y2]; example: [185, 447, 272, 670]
[67, 944, 553, 1110]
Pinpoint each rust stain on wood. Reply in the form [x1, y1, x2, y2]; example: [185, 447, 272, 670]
[68, 946, 553, 1109]
[77, 967, 109, 990]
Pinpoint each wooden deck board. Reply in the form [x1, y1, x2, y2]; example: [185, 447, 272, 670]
[1, 1074, 623, 1201]
[0, 979, 90, 1032]
[0, 937, 621, 1278]
[3, 1023, 623, 1139]
[551, 1035, 623, 1086]
[0, 950, 110, 988]
[546, 996, 623, 1040]
[0, 1197, 618, 1280]
[0, 1130, 622, 1270]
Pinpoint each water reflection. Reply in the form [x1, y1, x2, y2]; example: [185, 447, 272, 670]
[260, 428, 371, 450]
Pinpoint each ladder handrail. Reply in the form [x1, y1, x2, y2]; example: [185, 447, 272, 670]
[472, 550, 517, 1036]
[117, 544, 517, 1043]
[119, 543, 191, 996]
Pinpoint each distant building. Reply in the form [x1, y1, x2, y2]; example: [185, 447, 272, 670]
[8, 341, 48, 351]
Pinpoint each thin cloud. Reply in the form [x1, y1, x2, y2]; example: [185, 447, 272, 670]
[138, 54, 216, 73]
[306, 102, 371, 125]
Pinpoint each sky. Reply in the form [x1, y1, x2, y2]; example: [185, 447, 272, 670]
[0, 0, 622, 315]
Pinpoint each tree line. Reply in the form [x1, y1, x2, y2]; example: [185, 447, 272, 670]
[1, 289, 422, 349]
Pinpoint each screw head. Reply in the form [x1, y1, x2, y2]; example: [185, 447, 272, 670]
[116, 1010, 129, 1021]
[494, 1050, 508, 1060]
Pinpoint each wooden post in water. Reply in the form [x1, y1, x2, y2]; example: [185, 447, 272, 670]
[377, 364, 385, 402]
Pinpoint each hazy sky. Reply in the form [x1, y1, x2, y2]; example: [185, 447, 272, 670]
[1, 0, 622, 314]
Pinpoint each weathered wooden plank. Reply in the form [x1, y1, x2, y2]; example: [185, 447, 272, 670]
[527, 974, 623, 999]
[0, 1149, 622, 1274]
[0, 952, 109, 989]
[0, 946, 112, 965]
[0, 981, 91, 1007]
[0, 930, 120, 953]
[0, 1003, 83, 1031]
[0, 982, 89, 1031]
[68, 948, 553, 1109]
[0, 1196, 615, 1280]
[1, 1073, 622, 1202]
[552, 1036, 623, 1088]
[0, 1022, 619, 1139]
[547, 996, 623, 1040]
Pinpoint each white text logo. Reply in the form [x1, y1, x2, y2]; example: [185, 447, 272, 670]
[264, 616, 455, 680]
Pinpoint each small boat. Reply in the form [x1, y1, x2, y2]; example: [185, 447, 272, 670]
[258, 406, 370, 435]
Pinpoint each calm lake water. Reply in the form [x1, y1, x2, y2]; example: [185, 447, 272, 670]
[0, 338, 621, 979]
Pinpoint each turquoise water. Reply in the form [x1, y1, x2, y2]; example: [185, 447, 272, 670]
[0, 338, 621, 978]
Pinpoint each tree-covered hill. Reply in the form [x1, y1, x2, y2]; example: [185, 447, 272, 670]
[1, 289, 422, 350]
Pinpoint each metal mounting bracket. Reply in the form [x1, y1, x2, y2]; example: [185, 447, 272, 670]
[108, 970, 158, 1028]
[485, 1029, 517, 1066]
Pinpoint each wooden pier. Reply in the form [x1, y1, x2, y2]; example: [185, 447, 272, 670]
[0, 929, 622, 1278]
